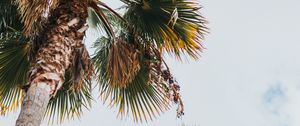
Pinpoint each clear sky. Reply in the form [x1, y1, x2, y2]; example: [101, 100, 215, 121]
[1, 0, 300, 126]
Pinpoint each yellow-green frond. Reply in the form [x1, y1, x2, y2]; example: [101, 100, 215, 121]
[0, 32, 29, 115]
[123, 0, 208, 59]
[0, 88, 24, 116]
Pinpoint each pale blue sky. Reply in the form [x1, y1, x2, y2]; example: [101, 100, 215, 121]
[1, 0, 300, 126]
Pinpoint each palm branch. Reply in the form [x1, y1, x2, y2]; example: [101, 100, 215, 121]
[1, 0, 207, 124]
[0, 0, 23, 32]
[122, 0, 208, 59]
[0, 32, 28, 115]
[0, 0, 28, 116]
[92, 0, 207, 121]
[93, 37, 170, 122]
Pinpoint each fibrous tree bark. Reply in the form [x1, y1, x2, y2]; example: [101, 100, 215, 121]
[16, 1, 90, 125]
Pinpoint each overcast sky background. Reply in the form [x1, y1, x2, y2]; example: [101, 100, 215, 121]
[1, 0, 300, 126]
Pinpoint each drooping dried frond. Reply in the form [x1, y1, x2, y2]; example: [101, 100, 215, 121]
[123, 0, 208, 59]
[107, 38, 141, 88]
[69, 45, 94, 91]
[15, 0, 60, 36]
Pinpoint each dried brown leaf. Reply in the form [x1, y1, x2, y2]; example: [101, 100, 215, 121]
[15, 0, 60, 36]
[107, 38, 141, 88]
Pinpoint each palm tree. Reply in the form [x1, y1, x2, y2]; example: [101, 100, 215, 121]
[0, 0, 207, 125]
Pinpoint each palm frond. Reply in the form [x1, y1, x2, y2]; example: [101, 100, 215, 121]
[123, 0, 208, 59]
[0, 32, 29, 115]
[97, 1, 126, 23]
[93, 37, 171, 122]
[120, 0, 141, 5]
[87, 5, 115, 39]
[107, 38, 141, 88]
[15, 0, 60, 36]
[87, 1, 128, 39]
[0, 0, 23, 33]
[68, 46, 94, 92]
[0, 88, 24, 115]
[45, 72, 92, 124]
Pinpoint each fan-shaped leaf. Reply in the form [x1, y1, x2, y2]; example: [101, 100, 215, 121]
[15, 0, 60, 36]
[107, 38, 141, 88]
[87, 6, 115, 39]
[45, 72, 92, 124]
[93, 37, 171, 122]
[0, 32, 29, 115]
[0, 0, 23, 33]
[123, 0, 208, 59]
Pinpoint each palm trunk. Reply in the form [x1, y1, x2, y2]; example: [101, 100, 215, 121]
[15, 1, 88, 126]
[15, 83, 51, 126]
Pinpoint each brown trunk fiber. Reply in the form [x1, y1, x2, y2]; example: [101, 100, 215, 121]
[16, 1, 88, 125]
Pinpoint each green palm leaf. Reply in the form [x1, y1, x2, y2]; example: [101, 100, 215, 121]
[123, 0, 208, 59]
[87, 2, 127, 40]
[45, 73, 92, 124]
[93, 37, 171, 122]
[15, 0, 61, 36]
[0, 0, 23, 33]
[87, 6, 115, 39]
[0, 0, 203, 124]
[0, 32, 29, 115]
